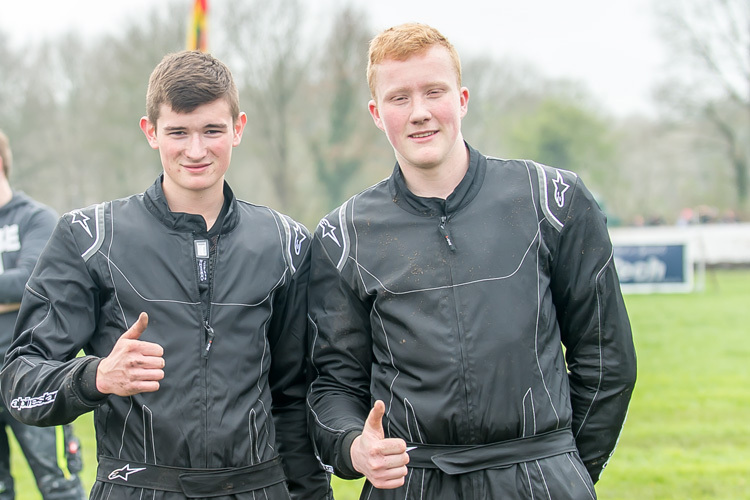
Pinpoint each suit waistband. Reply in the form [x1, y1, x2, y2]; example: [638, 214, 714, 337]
[97, 455, 286, 498]
[405, 427, 578, 474]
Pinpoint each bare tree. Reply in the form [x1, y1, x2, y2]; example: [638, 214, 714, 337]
[461, 55, 545, 156]
[3, 2, 187, 213]
[0, 30, 29, 127]
[2, 39, 77, 211]
[220, 0, 311, 215]
[655, 0, 750, 209]
[75, 2, 187, 203]
[306, 5, 390, 213]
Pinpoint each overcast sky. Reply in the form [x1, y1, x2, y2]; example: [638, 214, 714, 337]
[2, 0, 667, 117]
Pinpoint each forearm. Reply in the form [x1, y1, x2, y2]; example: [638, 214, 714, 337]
[568, 265, 637, 482]
[308, 386, 370, 479]
[1, 354, 104, 426]
[273, 400, 332, 498]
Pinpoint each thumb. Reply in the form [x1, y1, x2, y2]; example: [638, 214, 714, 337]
[364, 400, 386, 439]
[120, 312, 149, 341]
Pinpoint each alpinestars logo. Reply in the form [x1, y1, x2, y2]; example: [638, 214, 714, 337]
[10, 391, 58, 410]
[319, 219, 341, 247]
[71, 210, 93, 238]
[292, 223, 307, 256]
[553, 170, 570, 208]
[108, 464, 147, 481]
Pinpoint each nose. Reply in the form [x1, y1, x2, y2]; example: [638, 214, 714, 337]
[410, 96, 431, 123]
[185, 133, 207, 160]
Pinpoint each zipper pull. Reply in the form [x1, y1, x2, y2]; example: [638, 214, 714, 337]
[439, 216, 457, 252]
[203, 321, 215, 358]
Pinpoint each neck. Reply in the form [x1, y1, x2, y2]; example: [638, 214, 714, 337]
[162, 180, 225, 230]
[399, 143, 469, 199]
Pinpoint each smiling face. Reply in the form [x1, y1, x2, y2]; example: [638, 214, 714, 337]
[368, 45, 469, 176]
[140, 99, 246, 206]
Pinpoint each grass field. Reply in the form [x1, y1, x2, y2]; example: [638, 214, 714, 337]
[9, 269, 749, 499]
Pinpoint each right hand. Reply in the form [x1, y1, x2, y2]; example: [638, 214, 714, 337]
[350, 400, 409, 489]
[96, 312, 165, 396]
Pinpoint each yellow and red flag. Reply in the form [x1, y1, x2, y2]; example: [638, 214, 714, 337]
[187, 0, 208, 52]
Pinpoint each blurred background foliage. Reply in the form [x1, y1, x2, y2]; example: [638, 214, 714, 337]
[0, 0, 748, 230]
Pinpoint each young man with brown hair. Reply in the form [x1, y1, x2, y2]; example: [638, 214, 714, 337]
[307, 23, 636, 499]
[1, 52, 330, 499]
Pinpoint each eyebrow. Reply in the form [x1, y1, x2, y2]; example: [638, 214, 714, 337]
[385, 81, 449, 96]
[162, 123, 229, 132]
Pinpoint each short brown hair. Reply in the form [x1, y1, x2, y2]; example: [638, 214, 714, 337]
[0, 129, 12, 179]
[146, 51, 240, 126]
[367, 23, 462, 99]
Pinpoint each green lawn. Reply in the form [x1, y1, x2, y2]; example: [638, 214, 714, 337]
[594, 269, 750, 499]
[10, 270, 749, 499]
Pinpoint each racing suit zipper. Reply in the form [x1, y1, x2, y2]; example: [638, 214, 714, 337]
[195, 235, 218, 358]
[439, 211, 474, 439]
[202, 321, 215, 358]
[202, 234, 219, 358]
[198, 232, 220, 467]
[439, 216, 457, 252]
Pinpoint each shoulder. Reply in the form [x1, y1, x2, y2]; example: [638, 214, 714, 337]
[316, 178, 391, 265]
[235, 199, 311, 273]
[486, 157, 582, 231]
[311, 192, 358, 272]
[275, 210, 312, 272]
[234, 199, 310, 241]
[316, 177, 388, 235]
[62, 202, 110, 261]
[315, 201, 348, 248]
[528, 161, 580, 232]
[7, 191, 57, 224]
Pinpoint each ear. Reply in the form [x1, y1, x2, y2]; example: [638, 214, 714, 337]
[232, 112, 247, 147]
[368, 100, 385, 132]
[459, 87, 469, 119]
[139, 117, 159, 149]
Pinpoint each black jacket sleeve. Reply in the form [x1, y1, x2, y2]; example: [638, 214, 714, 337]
[306, 212, 372, 480]
[267, 216, 332, 499]
[548, 173, 637, 483]
[0, 214, 107, 426]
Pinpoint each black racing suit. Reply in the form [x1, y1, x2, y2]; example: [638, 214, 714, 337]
[307, 144, 637, 499]
[0, 178, 331, 499]
[0, 191, 84, 500]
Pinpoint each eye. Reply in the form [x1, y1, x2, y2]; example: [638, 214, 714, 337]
[205, 126, 228, 135]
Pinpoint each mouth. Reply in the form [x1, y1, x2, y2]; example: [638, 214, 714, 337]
[183, 163, 210, 170]
[410, 131, 437, 139]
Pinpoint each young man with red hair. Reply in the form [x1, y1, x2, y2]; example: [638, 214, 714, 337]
[307, 23, 636, 499]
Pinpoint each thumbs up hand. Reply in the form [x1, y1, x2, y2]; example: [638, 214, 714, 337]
[96, 312, 165, 396]
[350, 400, 409, 489]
